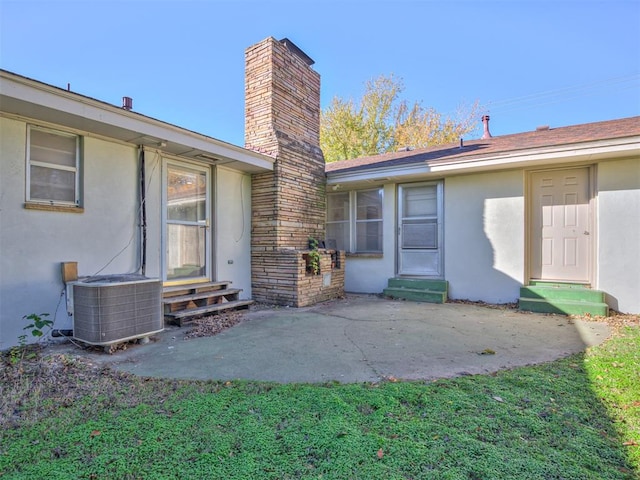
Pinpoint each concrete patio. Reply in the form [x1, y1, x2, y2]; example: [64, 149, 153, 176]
[65, 294, 612, 384]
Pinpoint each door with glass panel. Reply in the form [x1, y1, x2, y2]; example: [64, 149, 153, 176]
[163, 162, 210, 283]
[398, 182, 443, 276]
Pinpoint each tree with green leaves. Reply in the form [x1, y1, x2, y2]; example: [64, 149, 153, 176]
[320, 74, 479, 163]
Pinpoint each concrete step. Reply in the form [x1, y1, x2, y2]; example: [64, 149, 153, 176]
[519, 282, 609, 315]
[383, 287, 447, 304]
[520, 285, 605, 303]
[387, 278, 448, 292]
[518, 297, 609, 316]
[528, 280, 590, 289]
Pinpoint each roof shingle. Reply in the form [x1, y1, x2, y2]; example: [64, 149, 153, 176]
[325, 116, 640, 174]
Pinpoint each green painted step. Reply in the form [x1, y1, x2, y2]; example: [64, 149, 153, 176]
[520, 286, 605, 303]
[528, 280, 590, 289]
[383, 287, 447, 304]
[519, 283, 609, 316]
[518, 297, 609, 316]
[383, 278, 448, 304]
[386, 278, 448, 292]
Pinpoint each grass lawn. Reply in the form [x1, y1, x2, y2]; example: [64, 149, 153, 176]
[1, 324, 638, 479]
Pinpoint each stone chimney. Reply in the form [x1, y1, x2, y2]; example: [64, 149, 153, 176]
[245, 37, 344, 306]
[481, 115, 492, 139]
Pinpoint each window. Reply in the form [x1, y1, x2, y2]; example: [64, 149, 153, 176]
[401, 185, 438, 249]
[326, 188, 383, 253]
[326, 192, 349, 250]
[27, 126, 80, 206]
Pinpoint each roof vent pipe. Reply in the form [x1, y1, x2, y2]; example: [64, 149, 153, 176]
[481, 115, 492, 139]
[122, 96, 133, 111]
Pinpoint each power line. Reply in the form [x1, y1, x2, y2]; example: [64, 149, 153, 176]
[483, 73, 640, 114]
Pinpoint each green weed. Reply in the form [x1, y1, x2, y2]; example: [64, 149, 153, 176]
[0, 329, 638, 479]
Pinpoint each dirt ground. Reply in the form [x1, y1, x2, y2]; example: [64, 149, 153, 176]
[2, 298, 638, 427]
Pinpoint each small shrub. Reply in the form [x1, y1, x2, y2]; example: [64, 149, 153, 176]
[8, 313, 53, 366]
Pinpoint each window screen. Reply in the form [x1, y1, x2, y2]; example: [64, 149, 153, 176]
[28, 126, 79, 205]
[326, 189, 383, 253]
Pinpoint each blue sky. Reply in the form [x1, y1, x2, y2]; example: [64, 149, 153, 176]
[1, 0, 639, 146]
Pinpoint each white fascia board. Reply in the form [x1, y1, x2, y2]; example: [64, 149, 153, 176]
[428, 138, 640, 173]
[326, 164, 432, 184]
[327, 138, 640, 184]
[1, 72, 274, 171]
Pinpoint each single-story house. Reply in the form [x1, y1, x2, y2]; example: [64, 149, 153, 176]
[0, 36, 347, 350]
[1, 35, 638, 350]
[0, 68, 274, 349]
[325, 115, 640, 315]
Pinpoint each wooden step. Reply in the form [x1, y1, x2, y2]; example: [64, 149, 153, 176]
[162, 281, 253, 327]
[163, 281, 232, 297]
[163, 289, 241, 315]
[163, 288, 242, 306]
[165, 299, 254, 326]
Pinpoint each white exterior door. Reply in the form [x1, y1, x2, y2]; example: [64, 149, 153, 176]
[163, 161, 211, 283]
[530, 167, 591, 282]
[398, 182, 443, 276]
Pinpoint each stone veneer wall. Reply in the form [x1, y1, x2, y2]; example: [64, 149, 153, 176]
[245, 37, 344, 306]
[251, 249, 346, 307]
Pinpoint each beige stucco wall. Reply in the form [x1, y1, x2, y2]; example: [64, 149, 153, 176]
[444, 171, 525, 303]
[0, 118, 255, 349]
[0, 117, 141, 348]
[596, 156, 640, 313]
[215, 166, 252, 298]
[342, 175, 525, 302]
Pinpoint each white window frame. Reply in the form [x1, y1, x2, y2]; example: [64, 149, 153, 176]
[26, 125, 80, 206]
[326, 188, 383, 253]
[161, 158, 212, 284]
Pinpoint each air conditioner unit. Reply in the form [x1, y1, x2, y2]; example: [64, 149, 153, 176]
[73, 274, 163, 346]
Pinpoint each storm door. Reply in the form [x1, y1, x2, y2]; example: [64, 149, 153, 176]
[398, 182, 443, 276]
[163, 161, 211, 283]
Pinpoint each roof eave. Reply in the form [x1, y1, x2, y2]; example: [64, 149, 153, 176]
[0, 70, 274, 173]
[327, 137, 640, 186]
[428, 137, 640, 173]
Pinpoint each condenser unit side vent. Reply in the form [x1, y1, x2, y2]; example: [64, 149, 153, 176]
[73, 276, 163, 346]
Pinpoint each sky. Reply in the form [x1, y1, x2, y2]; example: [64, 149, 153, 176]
[1, 0, 639, 147]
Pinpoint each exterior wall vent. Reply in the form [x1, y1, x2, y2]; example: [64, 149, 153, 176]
[73, 275, 163, 346]
[122, 96, 133, 110]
